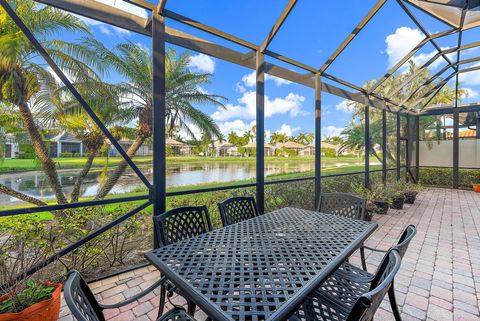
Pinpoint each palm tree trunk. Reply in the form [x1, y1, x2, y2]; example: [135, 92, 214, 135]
[0, 183, 47, 206]
[18, 103, 68, 204]
[95, 135, 146, 199]
[70, 150, 97, 203]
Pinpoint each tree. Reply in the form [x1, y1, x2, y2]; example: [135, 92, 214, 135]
[85, 42, 227, 199]
[43, 78, 133, 202]
[243, 129, 255, 144]
[342, 61, 468, 163]
[294, 132, 314, 145]
[0, 0, 104, 205]
[270, 132, 288, 144]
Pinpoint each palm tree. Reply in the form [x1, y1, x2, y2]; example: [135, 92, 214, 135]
[270, 132, 288, 144]
[243, 130, 255, 144]
[342, 61, 467, 163]
[0, 0, 104, 205]
[84, 41, 227, 199]
[42, 78, 134, 202]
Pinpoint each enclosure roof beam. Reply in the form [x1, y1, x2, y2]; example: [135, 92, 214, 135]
[409, 71, 457, 109]
[385, 51, 442, 100]
[367, 28, 457, 95]
[259, 0, 297, 53]
[420, 103, 480, 115]
[318, 0, 387, 75]
[396, 0, 457, 72]
[34, 0, 413, 114]
[399, 63, 452, 106]
[156, 0, 167, 14]
[162, 9, 259, 51]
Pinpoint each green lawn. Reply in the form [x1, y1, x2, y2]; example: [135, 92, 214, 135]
[0, 156, 153, 172]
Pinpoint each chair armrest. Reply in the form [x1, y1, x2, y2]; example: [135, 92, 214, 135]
[99, 276, 166, 309]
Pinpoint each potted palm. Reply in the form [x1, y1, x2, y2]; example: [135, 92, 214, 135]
[0, 218, 62, 321]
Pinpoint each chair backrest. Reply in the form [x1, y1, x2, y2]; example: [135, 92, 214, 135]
[394, 224, 416, 259]
[218, 196, 258, 226]
[318, 192, 366, 220]
[64, 270, 105, 321]
[153, 206, 213, 247]
[347, 249, 401, 321]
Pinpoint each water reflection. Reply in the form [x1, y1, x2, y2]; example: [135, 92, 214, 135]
[0, 160, 364, 205]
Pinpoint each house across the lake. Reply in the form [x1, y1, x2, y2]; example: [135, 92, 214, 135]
[166, 138, 194, 156]
[215, 142, 240, 157]
[47, 132, 84, 157]
[3, 133, 19, 159]
[108, 138, 153, 157]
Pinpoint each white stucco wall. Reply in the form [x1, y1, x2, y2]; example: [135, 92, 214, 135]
[419, 139, 480, 168]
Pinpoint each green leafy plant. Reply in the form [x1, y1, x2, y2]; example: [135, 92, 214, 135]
[0, 280, 54, 314]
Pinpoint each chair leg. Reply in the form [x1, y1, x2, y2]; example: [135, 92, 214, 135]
[157, 284, 167, 318]
[187, 299, 196, 316]
[360, 247, 368, 271]
[388, 283, 402, 321]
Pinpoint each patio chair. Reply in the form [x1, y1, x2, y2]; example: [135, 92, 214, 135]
[317, 192, 366, 221]
[218, 196, 258, 226]
[290, 249, 402, 321]
[153, 206, 213, 316]
[358, 224, 417, 271]
[331, 225, 416, 320]
[64, 270, 197, 321]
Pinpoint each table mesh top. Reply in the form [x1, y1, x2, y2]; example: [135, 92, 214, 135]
[146, 207, 375, 321]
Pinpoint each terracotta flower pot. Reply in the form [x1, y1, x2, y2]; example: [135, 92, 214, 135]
[473, 184, 480, 193]
[0, 283, 62, 321]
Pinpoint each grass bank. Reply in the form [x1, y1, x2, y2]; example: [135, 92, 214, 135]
[0, 163, 382, 220]
[0, 155, 378, 173]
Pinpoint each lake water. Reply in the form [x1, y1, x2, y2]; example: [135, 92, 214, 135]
[0, 159, 364, 205]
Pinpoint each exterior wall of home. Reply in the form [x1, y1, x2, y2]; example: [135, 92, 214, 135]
[419, 139, 480, 168]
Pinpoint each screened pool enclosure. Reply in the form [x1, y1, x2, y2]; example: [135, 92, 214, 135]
[1, 0, 480, 283]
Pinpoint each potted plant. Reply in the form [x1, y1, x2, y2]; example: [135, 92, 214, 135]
[351, 183, 389, 215]
[386, 182, 405, 210]
[369, 184, 391, 214]
[0, 217, 62, 321]
[404, 182, 424, 204]
[473, 183, 480, 193]
[0, 280, 62, 321]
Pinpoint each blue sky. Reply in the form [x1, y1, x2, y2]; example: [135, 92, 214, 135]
[54, 0, 480, 141]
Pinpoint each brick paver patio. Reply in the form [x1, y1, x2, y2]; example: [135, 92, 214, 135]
[59, 188, 480, 321]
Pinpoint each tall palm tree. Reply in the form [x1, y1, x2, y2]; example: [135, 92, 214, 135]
[42, 78, 134, 202]
[0, 0, 104, 204]
[84, 41, 227, 199]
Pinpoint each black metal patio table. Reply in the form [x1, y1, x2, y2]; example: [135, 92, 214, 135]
[145, 207, 377, 321]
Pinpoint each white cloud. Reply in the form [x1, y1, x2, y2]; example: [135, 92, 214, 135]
[218, 119, 250, 136]
[385, 27, 424, 69]
[98, 25, 112, 36]
[464, 87, 479, 99]
[384, 27, 457, 73]
[276, 124, 299, 137]
[189, 54, 215, 73]
[211, 91, 306, 121]
[335, 100, 354, 113]
[240, 71, 292, 88]
[459, 63, 480, 86]
[322, 125, 345, 139]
